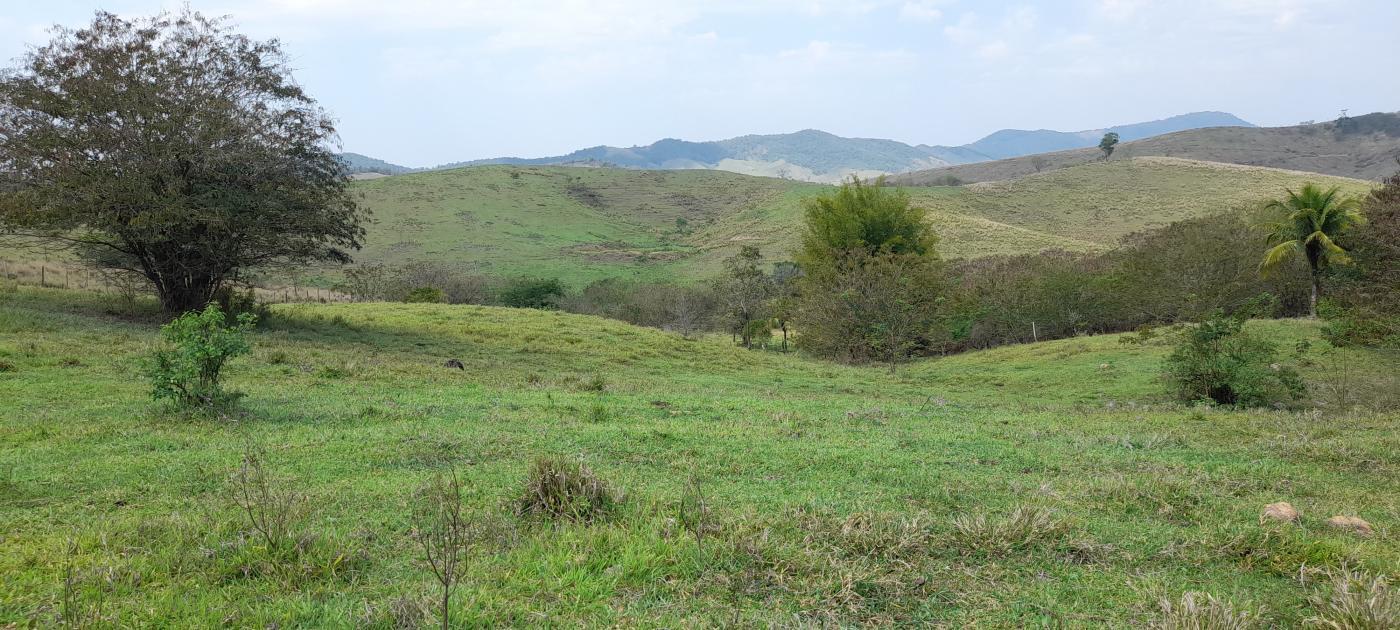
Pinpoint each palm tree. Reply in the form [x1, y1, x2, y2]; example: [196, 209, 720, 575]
[1259, 183, 1365, 317]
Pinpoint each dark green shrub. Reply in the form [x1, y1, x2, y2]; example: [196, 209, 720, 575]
[403, 286, 445, 304]
[143, 304, 256, 409]
[1322, 167, 1400, 347]
[741, 319, 771, 348]
[515, 456, 619, 523]
[213, 285, 270, 324]
[1320, 301, 1400, 348]
[500, 277, 565, 310]
[1164, 307, 1305, 407]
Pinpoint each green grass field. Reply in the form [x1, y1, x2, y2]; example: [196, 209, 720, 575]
[347, 159, 1372, 286]
[2, 286, 1396, 626]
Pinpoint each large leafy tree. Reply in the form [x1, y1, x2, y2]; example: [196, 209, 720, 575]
[1258, 183, 1364, 317]
[793, 178, 943, 366]
[0, 10, 365, 315]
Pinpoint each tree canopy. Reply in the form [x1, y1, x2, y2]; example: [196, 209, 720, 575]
[0, 9, 365, 315]
[1259, 183, 1364, 316]
[797, 177, 938, 267]
[1098, 132, 1119, 160]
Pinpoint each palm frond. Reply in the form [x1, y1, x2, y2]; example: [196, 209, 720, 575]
[1309, 231, 1354, 266]
[1258, 240, 1300, 277]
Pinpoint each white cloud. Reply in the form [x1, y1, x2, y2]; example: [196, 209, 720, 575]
[942, 13, 978, 45]
[977, 40, 1010, 59]
[899, 1, 944, 22]
[1096, 0, 1147, 21]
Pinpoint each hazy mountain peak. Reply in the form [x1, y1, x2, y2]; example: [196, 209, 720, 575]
[341, 111, 1256, 182]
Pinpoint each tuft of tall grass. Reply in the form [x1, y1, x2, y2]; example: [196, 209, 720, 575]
[1307, 566, 1398, 629]
[1153, 592, 1260, 629]
[515, 456, 620, 523]
[950, 505, 1067, 556]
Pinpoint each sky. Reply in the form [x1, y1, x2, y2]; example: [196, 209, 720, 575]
[2, 0, 1397, 167]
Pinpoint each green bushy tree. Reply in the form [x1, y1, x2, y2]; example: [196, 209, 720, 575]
[714, 246, 774, 348]
[1164, 303, 1305, 407]
[143, 304, 256, 408]
[794, 178, 943, 365]
[1321, 168, 1400, 346]
[1098, 132, 1119, 161]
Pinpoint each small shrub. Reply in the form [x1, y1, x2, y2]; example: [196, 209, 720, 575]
[678, 476, 715, 567]
[1307, 566, 1398, 629]
[231, 446, 305, 551]
[950, 505, 1067, 556]
[580, 374, 607, 392]
[315, 364, 353, 379]
[1153, 592, 1260, 629]
[403, 286, 446, 304]
[213, 285, 270, 323]
[1164, 306, 1305, 407]
[412, 469, 471, 630]
[1319, 302, 1400, 349]
[500, 277, 565, 310]
[515, 456, 620, 523]
[143, 304, 256, 409]
[1215, 528, 1358, 576]
[586, 401, 611, 423]
[58, 540, 108, 629]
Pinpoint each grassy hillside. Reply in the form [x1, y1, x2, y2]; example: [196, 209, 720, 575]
[348, 159, 1371, 285]
[1, 287, 1396, 626]
[891, 114, 1400, 185]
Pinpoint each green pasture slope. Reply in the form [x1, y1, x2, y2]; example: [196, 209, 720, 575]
[349, 158, 1371, 285]
[1, 287, 1396, 626]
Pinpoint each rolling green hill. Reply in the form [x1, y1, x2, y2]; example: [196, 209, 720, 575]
[1, 288, 1396, 626]
[349, 158, 1372, 284]
[890, 112, 1400, 186]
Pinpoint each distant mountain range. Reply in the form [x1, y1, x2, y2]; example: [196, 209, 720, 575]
[341, 111, 1255, 183]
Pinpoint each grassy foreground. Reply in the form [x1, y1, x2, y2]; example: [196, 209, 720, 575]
[1, 287, 1397, 627]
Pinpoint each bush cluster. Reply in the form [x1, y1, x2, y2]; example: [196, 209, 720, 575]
[940, 213, 1309, 352]
[1163, 305, 1305, 407]
[142, 304, 256, 409]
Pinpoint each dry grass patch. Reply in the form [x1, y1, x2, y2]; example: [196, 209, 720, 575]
[1307, 566, 1398, 629]
[950, 505, 1068, 556]
[1153, 592, 1261, 629]
[515, 456, 621, 523]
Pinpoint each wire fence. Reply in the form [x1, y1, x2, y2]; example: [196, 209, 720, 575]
[0, 260, 352, 304]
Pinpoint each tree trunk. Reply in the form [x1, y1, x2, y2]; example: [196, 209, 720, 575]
[155, 274, 221, 317]
[1309, 276, 1319, 319]
[441, 586, 450, 630]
